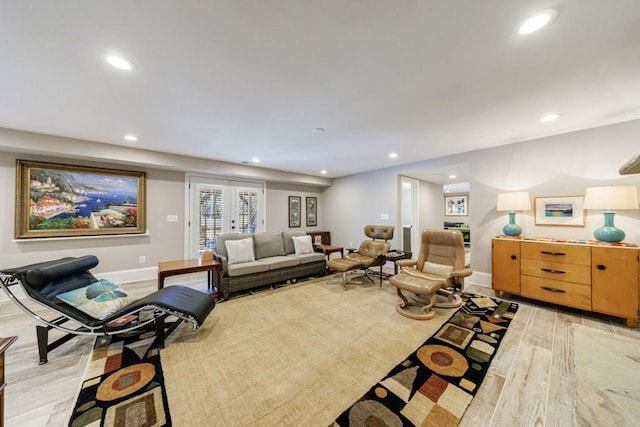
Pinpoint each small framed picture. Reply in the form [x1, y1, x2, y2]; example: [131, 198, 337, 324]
[534, 195, 585, 226]
[288, 196, 301, 228]
[306, 196, 317, 227]
[444, 195, 468, 216]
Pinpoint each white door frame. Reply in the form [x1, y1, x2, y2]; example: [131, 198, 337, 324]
[184, 173, 265, 258]
[399, 176, 420, 256]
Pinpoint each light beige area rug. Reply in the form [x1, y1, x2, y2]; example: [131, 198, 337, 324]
[573, 324, 640, 426]
[161, 276, 457, 426]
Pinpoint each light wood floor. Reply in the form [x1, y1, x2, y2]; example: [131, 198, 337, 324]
[1, 274, 639, 427]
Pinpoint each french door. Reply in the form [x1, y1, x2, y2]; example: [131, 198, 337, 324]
[188, 176, 263, 258]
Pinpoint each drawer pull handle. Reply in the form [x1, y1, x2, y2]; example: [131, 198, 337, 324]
[540, 251, 566, 256]
[510, 255, 517, 260]
[540, 268, 566, 274]
[541, 286, 566, 293]
[597, 264, 606, 270]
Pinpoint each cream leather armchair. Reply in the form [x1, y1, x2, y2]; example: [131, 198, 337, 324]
[389, 229, 472, 320]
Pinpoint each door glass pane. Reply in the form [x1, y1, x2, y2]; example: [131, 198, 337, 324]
[199, 188, 223, 250]
[236, 189, 259, 234]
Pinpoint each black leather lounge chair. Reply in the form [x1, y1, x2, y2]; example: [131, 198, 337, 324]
[0, 255, 216, 364]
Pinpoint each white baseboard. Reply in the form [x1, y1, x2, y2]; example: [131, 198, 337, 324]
[98, 266, 157, 285]
[0, 266, 158, 302]
[469, 271, 491, 288]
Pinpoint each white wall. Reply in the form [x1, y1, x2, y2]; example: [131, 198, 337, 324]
[323, 168, 400, 250]
[324, 119, 640, 279]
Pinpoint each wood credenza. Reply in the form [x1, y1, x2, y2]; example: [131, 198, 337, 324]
[492, 237, 639, 327]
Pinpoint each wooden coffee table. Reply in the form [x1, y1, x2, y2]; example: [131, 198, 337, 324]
[157, 258, 221, 296]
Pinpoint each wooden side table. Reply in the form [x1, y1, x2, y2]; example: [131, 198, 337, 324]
[314, 244, 344, 259]
[157, 258, 221, 296]
[385, 251, 413, 275]
[1, 336, 18, 427]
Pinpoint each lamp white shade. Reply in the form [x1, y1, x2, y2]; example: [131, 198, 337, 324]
[583, 186, 638, 210]
[496, 192, 531, 211]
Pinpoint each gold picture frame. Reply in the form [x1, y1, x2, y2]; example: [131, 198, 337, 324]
[15, 160, 146, 239]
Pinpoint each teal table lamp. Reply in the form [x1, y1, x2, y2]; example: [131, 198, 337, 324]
[583, 185, 638, 242]
[497, 192, 531, 237]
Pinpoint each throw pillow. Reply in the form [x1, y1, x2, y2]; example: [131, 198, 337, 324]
[422, 261, 454, 277]
[225, 237, 255, 264]
[292, 235, 314, 255]
[56, 279, 136, 320]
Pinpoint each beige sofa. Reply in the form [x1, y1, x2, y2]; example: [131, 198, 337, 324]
[213, 231, 326, 300]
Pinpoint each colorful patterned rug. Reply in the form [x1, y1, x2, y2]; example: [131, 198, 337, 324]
[331, 293, 519, 426]
[68, 326, 170, 426]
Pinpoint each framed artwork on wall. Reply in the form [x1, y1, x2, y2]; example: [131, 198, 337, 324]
[15, 160, 146, 239]
[444, 194, 468, 216]
[288, 196, 301, 228]
[306, 196, 317, 227]
[534, 195, 585, 226]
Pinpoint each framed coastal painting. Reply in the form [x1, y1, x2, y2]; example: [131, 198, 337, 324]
[306, 196, 317, 227]
[534, 195, 585, 226]
[15, 160, 146, 239]
[444, 194, 468, 216]
[288, 195, 301, 228]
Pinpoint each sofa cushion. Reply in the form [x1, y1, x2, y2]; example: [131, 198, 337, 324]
[287, 253, 326, 264]
[225, 238, 255, 264]
[253, 233, 286, 259]
[227, 261, 269, 277]
[258, 256, 299, 270]
[283, 231, 307, 254]
[293, 235, 314, 254]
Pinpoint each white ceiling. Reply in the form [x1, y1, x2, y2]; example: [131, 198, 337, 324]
[1, 1, 640, 182]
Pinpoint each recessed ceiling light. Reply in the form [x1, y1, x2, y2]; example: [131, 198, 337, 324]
[106, 55, 134, 71]
[124, 134, 138, 142]
[449, 174, 457, 179]
[540, 113, 559, 122]
[251, 157, 260, 163]
[320, 170, 327, 175]
[389, 152, 398, 159]
[313, 127, 325, 133]
[518, 9, 558, 35]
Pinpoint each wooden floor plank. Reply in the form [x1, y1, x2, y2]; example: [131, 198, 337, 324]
[490, 342, 551, 426]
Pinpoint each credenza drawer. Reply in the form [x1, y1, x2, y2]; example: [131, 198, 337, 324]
[521, 259, 591, 285]
[521, 276, 591, 310]
[521, 242, 591, 266]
